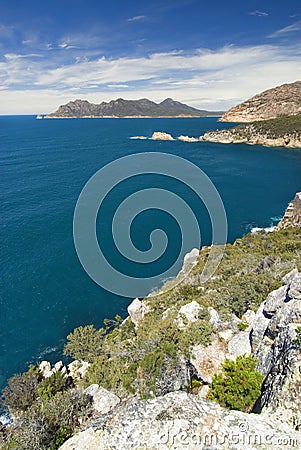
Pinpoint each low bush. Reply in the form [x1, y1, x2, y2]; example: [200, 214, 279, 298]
[208, 355, 264, 412]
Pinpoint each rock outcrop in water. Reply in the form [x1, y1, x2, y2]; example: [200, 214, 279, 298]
[220, 81, 301, 122]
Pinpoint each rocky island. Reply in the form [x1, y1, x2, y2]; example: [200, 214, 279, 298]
[1, 193, 301, 449]
[45, 98, 222, 119]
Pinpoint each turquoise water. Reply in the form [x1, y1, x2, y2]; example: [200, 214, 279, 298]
[1, 116, 301, 390]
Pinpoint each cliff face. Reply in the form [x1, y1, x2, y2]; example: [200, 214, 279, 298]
[220, 81, 301, 122]
[60, 268, 301, 449]
[276, 192, 301, 230]
[45, 98, 221, 118]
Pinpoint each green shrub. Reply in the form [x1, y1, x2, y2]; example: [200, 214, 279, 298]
[11, 390, 91, 450]
[208, 355, 264, 412]
[238, 321, 249, 331]
[64, 325, 105, 363]
[2, 372, 39, 413]
[37, 371, 70, 400]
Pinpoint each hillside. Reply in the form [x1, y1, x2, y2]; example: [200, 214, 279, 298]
[220, 81, 301, 122]
[45, 98, 222, 118]
[1, 194, 301, 449]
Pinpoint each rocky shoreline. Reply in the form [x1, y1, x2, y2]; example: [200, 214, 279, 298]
[2, 194, 301, 450]
[199, 128, 301, 148]
[147, 125, 301, 148]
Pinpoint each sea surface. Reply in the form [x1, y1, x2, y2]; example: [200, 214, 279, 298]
[1, 116, 301, 394]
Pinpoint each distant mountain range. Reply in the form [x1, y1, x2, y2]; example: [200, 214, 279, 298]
[45, 98, 223, 118]
[220, 81, 301, 122]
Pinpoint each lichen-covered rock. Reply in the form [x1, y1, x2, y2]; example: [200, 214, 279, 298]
[227, 331, 252, 359]
[84, 384, 120, 414]
[260, 326, 301, 430]
[177, 300, 201, 328]
[127, 298, 150, 327]
[263, 285, 288, 318]
[276, 192, 301, 230]
[190, 338, 227, 383]
[59, 391, 300, 450]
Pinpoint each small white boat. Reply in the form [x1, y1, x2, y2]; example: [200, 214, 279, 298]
[36, 115, 43, 119]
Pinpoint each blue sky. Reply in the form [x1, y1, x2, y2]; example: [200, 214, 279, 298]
[0, 0, 301, 113]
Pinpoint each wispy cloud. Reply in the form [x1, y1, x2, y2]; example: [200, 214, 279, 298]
[107, 84, 130, 88]
[249, 10, 268, 17]
[268, 20, 301, 38]
[127, 15, 146, 22]
[0, 43, 301, 114]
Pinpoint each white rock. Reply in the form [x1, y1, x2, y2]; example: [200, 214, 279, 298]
[218, 329, 233, 342]
[127, 298, 150, 327]
[54, 361, 63, 372]
[68, 360, 90, 380]
[191, 338, 226, 384]
[84, 384, 120, 414]
[177, 301, 201, 328]
[39, 361, 53, 378]
[227, 331, 252, 359]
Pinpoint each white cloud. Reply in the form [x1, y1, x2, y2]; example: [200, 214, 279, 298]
[249, 10, 268, 17]
[127, 15, 146, 22]
[268, 20, 301, 38]
[0, 44, 301, 114]
[107, 84, 130, 88]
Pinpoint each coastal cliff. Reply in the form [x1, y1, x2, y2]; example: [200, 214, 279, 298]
[200, 114, 301, 148]
[1, 194, 301, 449]
[220, 81, 301, 123]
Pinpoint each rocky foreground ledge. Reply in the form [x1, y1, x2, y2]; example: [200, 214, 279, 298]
[60, 267, 301, 449]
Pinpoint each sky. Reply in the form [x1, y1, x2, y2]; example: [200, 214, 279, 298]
[0, 0, 301, 114]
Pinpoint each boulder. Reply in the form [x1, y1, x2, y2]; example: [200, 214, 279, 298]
[127, 298, 150, 327]
[190, 338, 226, 384]
[227, 331, 252, 359]
[59, 391, 300, 450]
[263, 285, 288, 318]
[177, 301, 201, 328]
[39, 361, 53, 378]
[84, 384, 120, 414]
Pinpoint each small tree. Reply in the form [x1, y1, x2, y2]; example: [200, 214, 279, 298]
[37, 371, 71, 400]
[2, 372, 39, 412]
[12, 389, 92, 450]
[208, 355, 264, 412]
[64, 325, 105, 362]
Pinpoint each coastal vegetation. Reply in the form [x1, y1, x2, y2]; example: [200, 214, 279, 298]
[208, 355, 264, 412]
[200, 113, 301, 148]
[1, 224, 301, 448]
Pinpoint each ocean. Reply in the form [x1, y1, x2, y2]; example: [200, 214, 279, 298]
[1, 116, 301, 393]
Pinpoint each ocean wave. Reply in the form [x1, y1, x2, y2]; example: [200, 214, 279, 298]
[251, 226, 276, 234]
[129, 136, 147, 140]
[0, 412, 12, 426]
